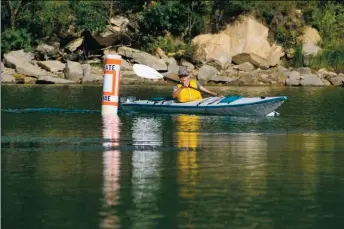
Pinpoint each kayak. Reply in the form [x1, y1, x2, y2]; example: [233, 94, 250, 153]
[120, 95, 287, 116]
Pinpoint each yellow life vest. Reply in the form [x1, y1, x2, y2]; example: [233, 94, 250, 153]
[176, 79, 202, 102]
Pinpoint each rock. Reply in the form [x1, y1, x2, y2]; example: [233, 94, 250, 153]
[154, 47, 168, 59]
[303, 43, 321, 56]
[224, 69, 238, 77]
[37, 75, 76, 84]
[36, 43, 60, 60]
[117, 46, 167, 71]
[1, 62, 4, 73]
[37, 61, 65, 73]
[238, 62, 254, 72]
[192, 33, 232, 69]
[165, 58, 179, 74]
[284, 71, 301, 81]
[317, 68, 337, 79]
[239, 73, 258, 85]
[224, 17, 284, 68]
[297, 67, 312, 75]
[15, 62, 47, 78]
[300, 74, 324, 86]
[197, 65, 218, 83]
[121, 58, 132, 70]
[285, 78, 300, 86]
[63, 60, 83, 81]
[65, 37, 84, 53]
[209, 75, 237, 84]
[302, 26, 321, 57]
[302, 26, 321, 44]
[328, 75, 344, 86]
[181, 60, 195, 70]
[109, 15, 130, 32]
[3, 50, 35, 68]
[276, 66, 288, 74]
[1, 73, 16, 83]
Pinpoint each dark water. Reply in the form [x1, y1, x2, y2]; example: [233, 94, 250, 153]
[2, 85, 344, 229]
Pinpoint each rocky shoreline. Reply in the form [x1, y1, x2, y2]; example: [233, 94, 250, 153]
[1, 16, 343, 87]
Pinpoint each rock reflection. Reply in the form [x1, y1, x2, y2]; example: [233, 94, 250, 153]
[101, 115, 121, 229]
[131, 117, 163, 228]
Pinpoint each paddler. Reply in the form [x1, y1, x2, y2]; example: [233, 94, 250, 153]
[172, 66, 218, 102]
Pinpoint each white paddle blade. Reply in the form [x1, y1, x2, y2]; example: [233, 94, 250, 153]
[133, 64, 164, 80]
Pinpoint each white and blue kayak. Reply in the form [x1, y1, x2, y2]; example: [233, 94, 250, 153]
[121, 95, 287, 116]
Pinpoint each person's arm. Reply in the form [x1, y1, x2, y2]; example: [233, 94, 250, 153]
[199, 85, 218, 96]
[172, 86, 182, 98]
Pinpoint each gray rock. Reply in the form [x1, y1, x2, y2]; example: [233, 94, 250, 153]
[198, 65, 218, 83]
[121, 59, 132, 70]
[181, 60, 195, 70]
[165, 57, 179, 74]
[285, 78, 300, 86]
[81, 64, 104, 83]
[209, 75, 236, 83]
[37, 75, 76, 84]
[3, 50, 35, 68]
[206, 55, 232, 70]
[300, 74, 324, 86]
[16, 62, 47, 78]
[302, 43, 321, 56]
[1, 73, 16, 83]
[37, 61, 65, 73]
[297, 67, 312, 75]
[132, 52, 167, 71]
[284, 71, 301, 80]
[238, 62, 255, 72]
[63, 60, 83, 81]
[328, 75, 344, 86]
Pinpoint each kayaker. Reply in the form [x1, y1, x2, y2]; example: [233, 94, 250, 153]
[172, 66, 218, 102]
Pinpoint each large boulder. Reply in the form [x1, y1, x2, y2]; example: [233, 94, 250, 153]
[3, 50, 50, 78]
[224, 17, 284, 69]
[117, 46, 167, 71]
[302, 26, 321, 59]
[197, 65, 218, 83]
[192, 33, 232, 69]
[300, 74, 324, 86]
[1, 73, 16, 83]
[37, 61, 65, 73]
[81, 64, 103, 83]
[63, 60, 83, 81]
[3, 50, 35, 68]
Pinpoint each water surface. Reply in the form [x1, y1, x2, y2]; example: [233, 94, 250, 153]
[2, 85, 344, 229]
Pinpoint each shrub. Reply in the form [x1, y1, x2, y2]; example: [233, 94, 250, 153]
[310, 44, 344, 73]
[291, 45, 304, 68]
[1, 28, 33, 53]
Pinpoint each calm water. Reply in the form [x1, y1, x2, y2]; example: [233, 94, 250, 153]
[2, 85, 344, 229]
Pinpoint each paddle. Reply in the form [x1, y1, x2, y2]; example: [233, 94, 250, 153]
[132, 64, 215, 96]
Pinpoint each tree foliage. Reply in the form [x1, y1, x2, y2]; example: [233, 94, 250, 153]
[1, 0, 344, 67]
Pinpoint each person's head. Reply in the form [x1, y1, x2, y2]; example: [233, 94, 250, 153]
[178, 66, 190, 83]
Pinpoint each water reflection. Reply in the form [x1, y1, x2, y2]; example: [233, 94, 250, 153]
[131, 116, 163, 228]
[175, 115, 200, 199]
[101, 115, 121, 229]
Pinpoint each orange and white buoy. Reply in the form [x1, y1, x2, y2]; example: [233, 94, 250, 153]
[101, 54, 122, 115]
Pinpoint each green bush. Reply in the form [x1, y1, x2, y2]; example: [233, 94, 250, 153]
[69, 0, 108, 33]
[1, 28, 33, 53]
[310, 45, 344, 73]
[291, 45, 304, 68]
